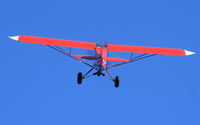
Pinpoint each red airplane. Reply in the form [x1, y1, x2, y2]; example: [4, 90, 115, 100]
[9, 36, 195, 87]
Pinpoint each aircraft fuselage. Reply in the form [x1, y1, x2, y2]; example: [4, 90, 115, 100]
[94, 44, 108, 75]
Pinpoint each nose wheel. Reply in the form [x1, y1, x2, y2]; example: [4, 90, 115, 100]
[114, 76, 120, 88]
[77, 72, 83, 84]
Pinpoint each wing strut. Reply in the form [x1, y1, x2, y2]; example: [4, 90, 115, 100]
[107, 54, 156, 69]
[47, 45, 93, 67]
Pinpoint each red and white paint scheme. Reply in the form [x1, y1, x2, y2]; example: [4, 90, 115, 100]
[9, 35, 196, 87]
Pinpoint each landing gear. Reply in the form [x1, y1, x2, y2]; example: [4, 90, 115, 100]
[114, 76, 120, 88]
[77, 68, 120, 88]
[77, 72, 83, 84]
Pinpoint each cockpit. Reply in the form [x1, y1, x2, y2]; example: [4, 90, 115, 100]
[96, 43, 108, 48]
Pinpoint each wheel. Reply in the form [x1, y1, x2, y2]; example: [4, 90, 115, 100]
[114, 76, 120, 88]
[77, 72, 83, 84]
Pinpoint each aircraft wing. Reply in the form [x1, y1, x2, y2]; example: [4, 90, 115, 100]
[9, 36, 96, 49]
[107, 44, 195, 56]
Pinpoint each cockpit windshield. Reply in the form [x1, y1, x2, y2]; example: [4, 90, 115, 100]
[96, 43, 107, 48]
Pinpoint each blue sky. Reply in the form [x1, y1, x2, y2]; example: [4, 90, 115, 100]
[1, 0, 200, 125]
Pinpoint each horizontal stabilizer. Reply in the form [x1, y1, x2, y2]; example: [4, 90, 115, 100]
[73, 55, 99, 60]
[104, 57, 130, 62]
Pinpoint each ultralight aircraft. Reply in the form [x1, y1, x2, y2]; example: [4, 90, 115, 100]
[9, 36, 195, 87]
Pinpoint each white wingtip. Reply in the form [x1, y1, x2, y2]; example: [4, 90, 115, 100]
[185, 50, 196, 56]
[8, 36, 19, 41]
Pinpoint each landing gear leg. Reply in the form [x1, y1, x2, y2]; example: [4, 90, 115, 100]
[105, 69, 120, 88]
[77, 67, 95, 85]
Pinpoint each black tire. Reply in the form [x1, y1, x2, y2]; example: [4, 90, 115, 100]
[77, 72, 83, 84]
[114, 76, 120, 88]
